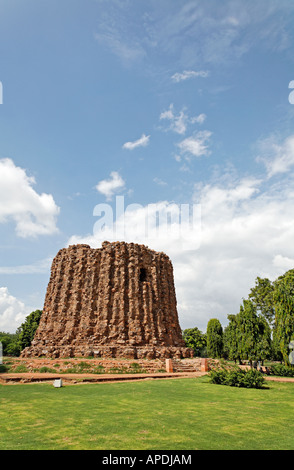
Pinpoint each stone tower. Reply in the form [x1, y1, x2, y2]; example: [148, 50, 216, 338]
[21, 241, 192, 359]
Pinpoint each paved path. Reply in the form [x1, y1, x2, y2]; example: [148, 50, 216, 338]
[263, 375, 294, 383]
[0, 371, 207, 384]
[1, 371, 294, 385]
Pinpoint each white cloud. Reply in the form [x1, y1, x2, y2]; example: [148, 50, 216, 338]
[190, 113, 206, 125]
[69, 201, 201, 264]
[0, 287, 30, 333]
[171, 70, 209, 82]
[177, 130, 212, 159]
[95, 171, 125, 201]
[273, 254, 294, 271]
[0, 158, 60, 238]
[0, 257, 53, 275]
[180, 174, 294, 330]
[94, 1, 294, 71]
[69, 139, 294, 332]
[153, 177, 168, 186]
[122, 133, 150, 150]
[257, 135, 294, 177]
[94, 31, 145, 64]
[160, 105, 187, 135]
[160, 104, 206, 135]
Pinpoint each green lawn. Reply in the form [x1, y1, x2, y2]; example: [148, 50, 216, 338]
[1, 376, 294, 450]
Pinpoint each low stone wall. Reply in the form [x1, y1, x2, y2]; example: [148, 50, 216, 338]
[4, 356, 206, 374]
[5, 357, 168, 374]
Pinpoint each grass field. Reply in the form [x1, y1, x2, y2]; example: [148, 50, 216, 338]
[1, 376, 294, 450]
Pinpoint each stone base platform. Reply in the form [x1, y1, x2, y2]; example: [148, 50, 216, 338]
[21, 344, 193, 360]
[3, 356, 202, 376]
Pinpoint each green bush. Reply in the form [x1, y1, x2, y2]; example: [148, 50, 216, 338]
[129, 363, 146, 373]
[92, 365, 105, 374]
[77, 362, 92, 371]
[269, 364, 294, 377]
[37, 366, 58, 373]
[209, 365, 265, 389]
[0, 364, 8, 373]
[13, 365, 28, 373]
[0, 332, 21, 356]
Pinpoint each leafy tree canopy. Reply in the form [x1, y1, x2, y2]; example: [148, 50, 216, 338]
[248, 276, 275, 325]
[182, 327, 206, 357]
[272, 269, 294, 365]
[206, 318, 223, 359]
[18, 309, 42, 351]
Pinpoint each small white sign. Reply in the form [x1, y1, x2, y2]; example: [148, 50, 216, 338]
[53, 379, 63, 388]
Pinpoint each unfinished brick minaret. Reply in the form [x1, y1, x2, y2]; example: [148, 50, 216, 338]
[21, 241, 192, 359]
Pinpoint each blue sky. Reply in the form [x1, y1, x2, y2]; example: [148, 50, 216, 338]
[1, 0, 294, 333]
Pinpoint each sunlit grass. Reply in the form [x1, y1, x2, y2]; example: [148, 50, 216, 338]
[1, 376, 294, 450]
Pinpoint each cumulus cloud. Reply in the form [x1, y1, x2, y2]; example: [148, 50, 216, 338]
[191, 113, 206, 125]
[160, 104, 206, 136]
[0, 158, 60, 238]
[69, 199, 201, 253]
[171, 70, 209, 82]
[69, 139, 294, 332]
[256, 135, 294, 177]
[0, 257, 53, 275]
[177, 130, 212, 159]
[122, 134, 150, 150]
[273, 254, 294, 271]
[153, 177, 168, 186]
[179, 173, 294, 330]
[0, 287, 30, 333]
[95, 171, 125, 201]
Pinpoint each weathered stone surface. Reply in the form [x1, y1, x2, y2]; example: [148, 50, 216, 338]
[21, 241, 192, 359]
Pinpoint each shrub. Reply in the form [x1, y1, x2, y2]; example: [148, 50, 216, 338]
[209, 364, 265, 389]
[38, 366, 58, 373]
[92, 365, 105, 374]
[77, 362, 92, 371]
[129, 363, 146, 373]
[13, 365, 28, 373]
[269, 364, 294, 377]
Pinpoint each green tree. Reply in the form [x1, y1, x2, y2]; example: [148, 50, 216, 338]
[206, 318, 223, 358]
[254, 315, 272, 363]
[18, 310, 42, 351]
[223, 314, 239, 363]
[0, 331, 21, 356]
[223, 301, 271, 364]
[235, 300, 271, 363]
[248, 276, 275, 326]
[182, 327, 207, 357]
[272, 269, 294, 365]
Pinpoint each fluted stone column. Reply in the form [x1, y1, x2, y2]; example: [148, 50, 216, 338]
[21, 241, 193, 359]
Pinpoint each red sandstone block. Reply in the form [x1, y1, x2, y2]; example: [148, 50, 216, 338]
[201, 358, 209, 372]
[166, 358, 173, 373]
